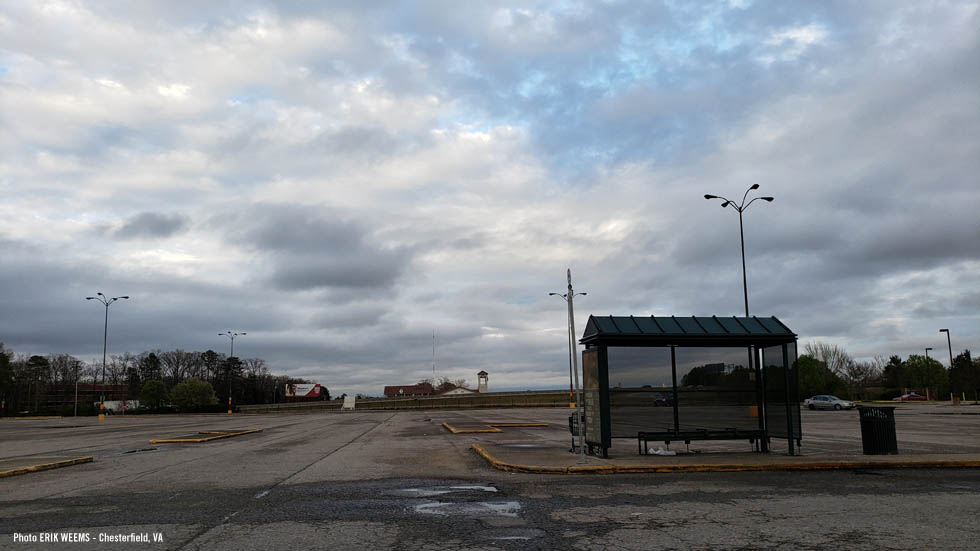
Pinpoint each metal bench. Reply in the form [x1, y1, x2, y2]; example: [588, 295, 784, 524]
[637, 428, 765, 454]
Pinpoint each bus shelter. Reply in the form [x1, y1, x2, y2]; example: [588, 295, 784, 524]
[579, 315, 801, 457]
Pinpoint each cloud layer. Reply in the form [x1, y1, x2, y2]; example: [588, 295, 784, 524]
[1, 1, 978, 395]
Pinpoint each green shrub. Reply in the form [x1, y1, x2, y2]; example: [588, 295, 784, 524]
[169, 378, 218, 412]
[140, 380, 168, 410]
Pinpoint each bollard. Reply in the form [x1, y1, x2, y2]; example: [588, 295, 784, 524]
[98, 402, 105, 421]
[227, 396, 232, 415]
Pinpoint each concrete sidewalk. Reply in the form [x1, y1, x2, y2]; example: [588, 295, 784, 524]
[471, 441, 980, 474]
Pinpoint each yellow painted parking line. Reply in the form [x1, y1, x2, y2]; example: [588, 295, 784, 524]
[149, 428, 262, 444]
[442, 422, 503, 434]
[0, 456, 93, 478]
[471, 444, 980, 474]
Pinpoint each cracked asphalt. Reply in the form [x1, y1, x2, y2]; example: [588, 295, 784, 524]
[2, 409, 979, 549]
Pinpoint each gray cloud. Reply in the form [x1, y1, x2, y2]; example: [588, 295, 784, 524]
[113, 212, 189, 240]
[1, 2, 979, 395]
[220, 204, 413, 292]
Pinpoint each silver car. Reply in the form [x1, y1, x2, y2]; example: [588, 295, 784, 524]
[804, 395, 855, 410]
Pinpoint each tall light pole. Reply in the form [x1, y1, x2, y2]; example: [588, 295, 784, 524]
[219, 331, 245, 414]
[550, 269, 586, 463]
[925, 347, 933, 359]
[704, 185, 773, 317]
[940, 329, 953, 368]
[550, 287, 587, 408]
[73, 360, 82, 417]
[86, 292, 128, 418]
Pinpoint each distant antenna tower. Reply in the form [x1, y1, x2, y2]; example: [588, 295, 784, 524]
[432, 330, 436, 379]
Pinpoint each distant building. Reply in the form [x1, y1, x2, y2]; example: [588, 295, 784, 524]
[383, 382, 434, 398]
[477, 370, 488, 393]
[436, 386, 479, 396]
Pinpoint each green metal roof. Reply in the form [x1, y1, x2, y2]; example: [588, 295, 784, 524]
[580, 315, 796, 346]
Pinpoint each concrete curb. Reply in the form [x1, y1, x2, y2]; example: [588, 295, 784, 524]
[1, 416, 63, 421]
[0, 456, 93, 478]
[443, 422, 549, 434]
[149, 429, 262, 444]
[470, 444, 980, 474]
[489, 423, 550, 428]
[442, 422, 502, 434]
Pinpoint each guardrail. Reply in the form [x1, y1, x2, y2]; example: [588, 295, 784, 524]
[238, 390, 571, 413]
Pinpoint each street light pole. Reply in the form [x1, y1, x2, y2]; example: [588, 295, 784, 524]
[940, 329, 953, 368]
[86, 292, 129, 419]
[219, 331, 245, 414]
[704, 184, 773, 317]
[74, 362, 79, 417]
[551, 287, 587, 409]
[551, 269, 587, 464]
[925, 347, 932, 359]
[704, 186, 773, 451]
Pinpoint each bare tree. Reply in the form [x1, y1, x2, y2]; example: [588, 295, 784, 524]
[847, 355, 886, 386]
[159, 349, 197, 386]
[106, 354, 129, 385]
[242, 357, 268, 378]
[803, 342, 854, 378]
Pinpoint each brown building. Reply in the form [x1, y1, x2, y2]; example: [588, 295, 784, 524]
[383, 382, 434, 398]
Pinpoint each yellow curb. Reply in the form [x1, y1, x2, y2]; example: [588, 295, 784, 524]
[470, 444, 980, 474]
[489, 423, 550, 428]
[149, 428, 262, 444]
[0, 456, 93, 478]
[442, 422, 503, 434]
[1, 416, 63, 420]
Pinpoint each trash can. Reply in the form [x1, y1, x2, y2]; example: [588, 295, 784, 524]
[857, 406, 898, 455]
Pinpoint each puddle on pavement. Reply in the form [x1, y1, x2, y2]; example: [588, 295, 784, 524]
[413, 501, 521, 517]
[398, 485, 498, 497]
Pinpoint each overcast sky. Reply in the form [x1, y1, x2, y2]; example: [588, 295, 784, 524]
[2, 1, 978, 396]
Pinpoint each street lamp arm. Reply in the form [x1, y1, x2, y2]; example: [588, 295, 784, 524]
[741, 184, 759, 207]
[705, 194, 735, 205]
[743, 196, 774, 210]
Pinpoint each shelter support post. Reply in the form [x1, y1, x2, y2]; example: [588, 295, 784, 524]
[783, 344, 796, 455]
[670, 346, 680, 435]
[753, 346, 768, 452]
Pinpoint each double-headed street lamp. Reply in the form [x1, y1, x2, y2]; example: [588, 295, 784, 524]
[86, 292, 129, 416]
[703, 184, 774, 317]
[218, 331, 246, 358]
[940, 329, 953, 368]
[550, 269, 586, 464]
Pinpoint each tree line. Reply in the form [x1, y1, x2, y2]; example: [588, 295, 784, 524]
[799, 342, 980, 400]
[0, 342, 327, 415]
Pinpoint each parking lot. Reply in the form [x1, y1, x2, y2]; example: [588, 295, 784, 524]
[2, 405, 979, 549]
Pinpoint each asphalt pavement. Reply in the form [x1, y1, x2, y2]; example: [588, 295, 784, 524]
[1, 405, 979, 549]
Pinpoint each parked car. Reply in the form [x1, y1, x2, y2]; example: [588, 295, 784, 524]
[893, 392, 927, 401]
[803, 395, 855, 410]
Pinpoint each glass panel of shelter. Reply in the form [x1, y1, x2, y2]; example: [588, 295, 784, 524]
[606, 346, 760, 437]
[674, 347, 759, 433]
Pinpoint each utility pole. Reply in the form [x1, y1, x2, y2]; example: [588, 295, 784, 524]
[567, 269, 586, 464]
